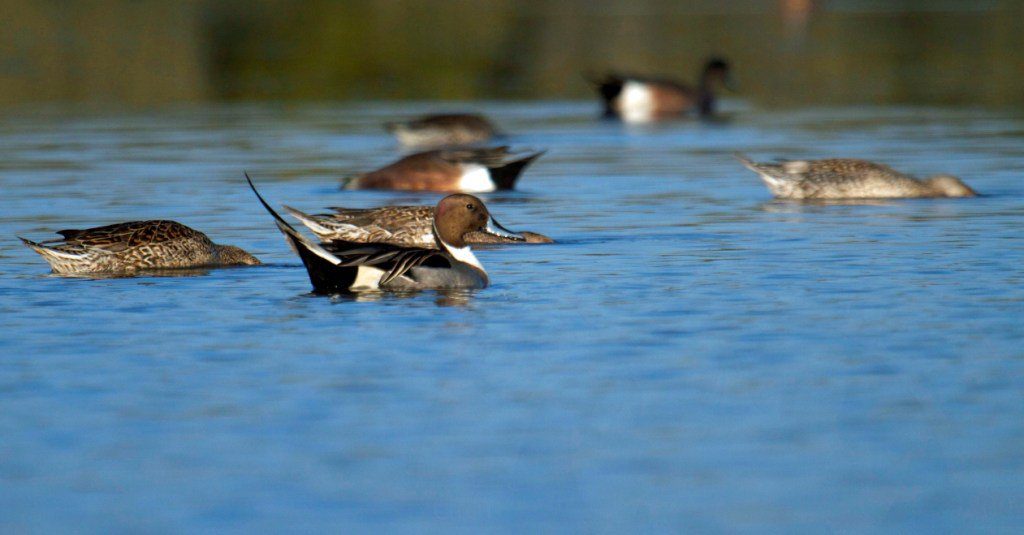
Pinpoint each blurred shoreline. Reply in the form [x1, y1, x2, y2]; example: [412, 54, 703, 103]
[1, 0, 1022, 108]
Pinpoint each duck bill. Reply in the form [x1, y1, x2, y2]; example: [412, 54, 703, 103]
[483, 216, 525, 241]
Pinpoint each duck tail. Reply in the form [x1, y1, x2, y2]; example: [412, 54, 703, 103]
[19, 236, 49, 254]
[282, 205, 334, 238]
[488, 150, 546, 190]
[245, 173, 357, 294]
[18, 236, 79, 260]
[733, 153, 760, 173]
[18, 235, 84, 272]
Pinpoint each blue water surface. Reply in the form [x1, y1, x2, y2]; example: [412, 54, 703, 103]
[1, 102, 1022, 532]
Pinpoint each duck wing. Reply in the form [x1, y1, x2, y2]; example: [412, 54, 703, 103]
[282, 205, 437, 247]
[53, 220, 205, 252]
[322, 240, 450, 286]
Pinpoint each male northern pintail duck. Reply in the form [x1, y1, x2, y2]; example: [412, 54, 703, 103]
[283, 204, 553, 247]
[384, 113, 498, 149]
[341, 146, 544, 193]
[248, 175, 521, 293]
[735, 154, 978, 200]
[19, 220, 260, 274]
[591, 57, 733, 123]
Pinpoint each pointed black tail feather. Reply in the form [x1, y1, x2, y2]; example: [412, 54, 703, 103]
[289, 241, 359, 294]
[488, 150, 546, 190]
[245, 172, 358, 294]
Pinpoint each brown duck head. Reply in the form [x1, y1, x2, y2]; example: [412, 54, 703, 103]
[433, 194, 524, 248]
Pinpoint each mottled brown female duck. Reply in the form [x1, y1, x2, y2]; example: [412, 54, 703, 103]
[341, 146, 544, 193]
[384, 113, 498, 149]
[735, 154, 978, 200]
[591, 57, 733, 123]
[19, 220, 260, 274]
[283, 204, 553, 248]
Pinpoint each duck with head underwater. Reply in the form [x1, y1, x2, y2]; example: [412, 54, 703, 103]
[384, 113, 499, 149]
[735, 154, 978, 200]
[340, 146, 544, 193]
[19, 220, 260, 274]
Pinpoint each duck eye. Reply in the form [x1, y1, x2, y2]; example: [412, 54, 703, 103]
[466, 203, 475, 210]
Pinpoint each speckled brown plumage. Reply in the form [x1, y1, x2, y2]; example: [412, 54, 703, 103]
[20, 220, 260, 274]
[736, 154, 978, 200]
[283, 204, 553, 248]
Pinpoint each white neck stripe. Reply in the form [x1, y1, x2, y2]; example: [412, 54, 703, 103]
[434, 222, 486, 273]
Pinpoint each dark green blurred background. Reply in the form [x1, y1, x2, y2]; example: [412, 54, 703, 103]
[1, 0, 1022, 108]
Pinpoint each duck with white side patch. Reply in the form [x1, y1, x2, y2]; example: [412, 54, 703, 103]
[591, 58, 734, 121]
[339, 147, 544, 193]
[247, 174, 524, 294]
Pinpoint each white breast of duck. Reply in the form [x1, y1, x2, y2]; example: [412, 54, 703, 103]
[616, 80, 657, 123]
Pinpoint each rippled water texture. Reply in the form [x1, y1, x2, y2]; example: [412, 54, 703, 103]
[1, 102, 1023, 532]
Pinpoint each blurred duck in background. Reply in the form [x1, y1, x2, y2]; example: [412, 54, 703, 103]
[385, 113, 499, 149]
[590, 57, 733, 123]
[735, 154, 978, 200]
[341, 146, 545, 193]
[283, 204, 553, 247]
